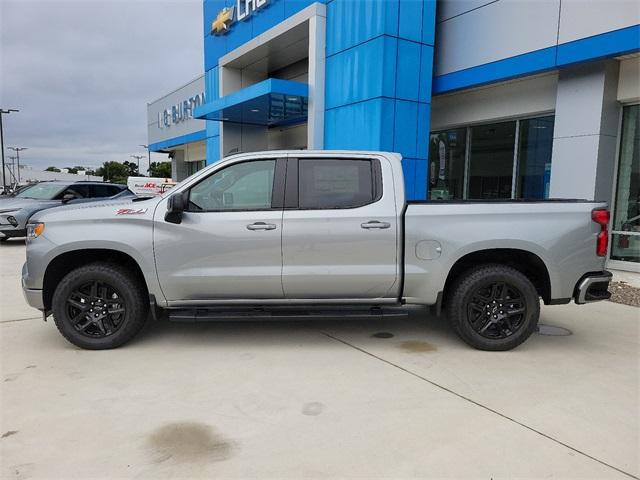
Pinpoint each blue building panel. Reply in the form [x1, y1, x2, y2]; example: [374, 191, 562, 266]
[326, 0, 399, 56]
[200, 0, 437, 199]
[395, 39, 421, 101]
[324, 97, 395, 152]
[399, 0, 423, 43]
[325, 35, 397, 109]
[393, 100, 419, 159]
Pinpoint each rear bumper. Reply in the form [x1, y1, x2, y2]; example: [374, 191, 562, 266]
[574, 271, 612, 304]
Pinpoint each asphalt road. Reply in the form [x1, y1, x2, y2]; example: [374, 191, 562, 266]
[1, 239, 638, 479]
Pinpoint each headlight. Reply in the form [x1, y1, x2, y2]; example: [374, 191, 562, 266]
[27, 222, 45, 239]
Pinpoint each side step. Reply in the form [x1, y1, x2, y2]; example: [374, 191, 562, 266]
[168, 306, 408, 322]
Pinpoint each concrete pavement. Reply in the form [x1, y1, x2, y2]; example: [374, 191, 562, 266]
[1, 240, 638, 479]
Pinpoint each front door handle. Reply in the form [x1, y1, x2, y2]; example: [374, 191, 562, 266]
[247, 222, 277, 231]
[361, 221, 391, 230]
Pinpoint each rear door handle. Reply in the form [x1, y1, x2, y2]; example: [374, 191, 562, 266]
[361, 221, 391, 229]
[247, 222, 277, 231]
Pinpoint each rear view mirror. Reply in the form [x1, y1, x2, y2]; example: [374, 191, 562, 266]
[165, 193, 186, 224]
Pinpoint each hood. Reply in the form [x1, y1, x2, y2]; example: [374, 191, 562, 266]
[0, 197, 59, 212]
[30, 196, 161, 223]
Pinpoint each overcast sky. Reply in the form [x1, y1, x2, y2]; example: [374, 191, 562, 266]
[0, 0, 203, 172]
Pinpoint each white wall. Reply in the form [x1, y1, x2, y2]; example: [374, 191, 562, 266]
[618, 56, 640, 103]
[147, 75, 206, 145]
[430, 73, 558, 130]
[435, 0, 640, 76]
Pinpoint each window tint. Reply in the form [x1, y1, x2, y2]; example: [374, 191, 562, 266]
[88, 185, 114, 198]
[61, 185, 90, 199]
[298, 159, 375, 209]
[188, 160, 276, 211]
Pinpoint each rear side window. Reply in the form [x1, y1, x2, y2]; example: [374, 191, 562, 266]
[298, 159, 378, 209]
[89, 185, 124, 197]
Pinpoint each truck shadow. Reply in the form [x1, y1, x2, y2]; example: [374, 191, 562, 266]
[132, 307, 461, 349]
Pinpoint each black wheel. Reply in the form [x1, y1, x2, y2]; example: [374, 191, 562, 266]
[51, 263, 148, 349]
[447, 264, 540, 351]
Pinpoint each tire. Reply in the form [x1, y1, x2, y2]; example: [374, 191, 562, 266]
[447, 264, 540, 351]
[51, 262, 148, 349]
[0, 237, 7, 243]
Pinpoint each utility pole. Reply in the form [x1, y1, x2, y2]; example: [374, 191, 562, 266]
[139, 145, 151, 175]
[8, 147, 27, 183]
[0, 108, 19, 191]
[130, 155, 144, 175]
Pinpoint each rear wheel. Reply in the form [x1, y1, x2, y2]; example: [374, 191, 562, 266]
[51, 263, 148, 349]
[447, 264, 539, 351]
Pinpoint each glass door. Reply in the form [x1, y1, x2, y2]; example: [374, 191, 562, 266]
[611, 105, 640, 265]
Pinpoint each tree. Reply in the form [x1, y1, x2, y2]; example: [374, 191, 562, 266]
[148, 161, 172, 178]
[122, 160, 139, 177]
[45, 166, 60, 172]
[95, 161, 130, 184]
[65, 167, 78, 174]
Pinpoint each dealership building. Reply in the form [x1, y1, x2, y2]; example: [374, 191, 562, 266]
[147, 0, 639, 269]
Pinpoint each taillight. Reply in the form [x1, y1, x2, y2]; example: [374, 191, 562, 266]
[591, 208, 610, 257]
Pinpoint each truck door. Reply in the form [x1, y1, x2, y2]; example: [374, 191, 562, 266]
[281, 156, 399, 300]
[153, 158, 285, 302]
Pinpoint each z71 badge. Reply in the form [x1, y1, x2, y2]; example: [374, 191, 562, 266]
[116, 208, 148, 215]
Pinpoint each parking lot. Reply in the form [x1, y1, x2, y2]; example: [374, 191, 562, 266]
[1, 240, 638, 479]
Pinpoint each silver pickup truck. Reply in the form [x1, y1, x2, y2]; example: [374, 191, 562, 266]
[21, 151, 612, 351]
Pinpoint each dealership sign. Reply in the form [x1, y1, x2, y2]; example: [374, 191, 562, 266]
[158, 93, 205, 129]
[211, 0, 269, 35]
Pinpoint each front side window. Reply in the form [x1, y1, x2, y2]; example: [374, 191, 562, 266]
[298, 159, 375, 209]
[188, 160, 276, 211]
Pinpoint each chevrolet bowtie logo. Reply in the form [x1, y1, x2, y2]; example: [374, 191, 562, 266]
[211, 6, 235, 35]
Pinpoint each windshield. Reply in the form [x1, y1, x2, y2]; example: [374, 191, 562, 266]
[15, 183, 66, 199]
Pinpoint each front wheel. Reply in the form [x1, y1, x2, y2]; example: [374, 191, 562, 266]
[447, 264, 540, 351]
[51, 263, 148, 349]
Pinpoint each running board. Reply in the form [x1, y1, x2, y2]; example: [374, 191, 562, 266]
[168, 306, 408, 322]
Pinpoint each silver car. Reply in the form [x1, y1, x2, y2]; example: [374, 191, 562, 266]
[0, 181, 132, 241]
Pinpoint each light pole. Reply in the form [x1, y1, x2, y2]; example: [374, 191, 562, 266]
[0, 108, 19, 191]
[8, 147, 27, 183]
[139, 145, 150, 175]
[130, 155, 144, 176]
[7, 156, 17, 184]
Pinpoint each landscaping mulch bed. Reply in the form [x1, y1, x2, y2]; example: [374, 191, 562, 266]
[608, 281, 640, 308]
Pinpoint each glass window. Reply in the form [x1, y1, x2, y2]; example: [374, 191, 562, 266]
[516, 116, 554, 199]
[188, 160, 275, 211]
[187, 160, 205, 177]
[428, 128, 466, 200]
[468, 121, 516, 199]
[611, 105, 640, 263]
[61, 185, 90, 199]
[15, 183, 66, 199]
[88, 184, 113, 198]
[298, 159, 375, 209]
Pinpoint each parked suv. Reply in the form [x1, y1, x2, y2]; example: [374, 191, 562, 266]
[0, 181, 132, 241]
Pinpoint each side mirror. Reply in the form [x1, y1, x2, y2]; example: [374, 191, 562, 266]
[61, 193, 76, 203]
[165, 193, 186, 224]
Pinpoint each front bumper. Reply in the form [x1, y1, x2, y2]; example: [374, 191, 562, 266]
[22, 283, 45, 310]
[0, 224, 27, 239]
[574, 271, 612, 304]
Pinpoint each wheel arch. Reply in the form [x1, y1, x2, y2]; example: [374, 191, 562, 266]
[42, 249, 149, 310]
[442, 248, 552, 306]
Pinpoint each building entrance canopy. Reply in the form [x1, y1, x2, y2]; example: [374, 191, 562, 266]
[194, 78, 308, 127]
